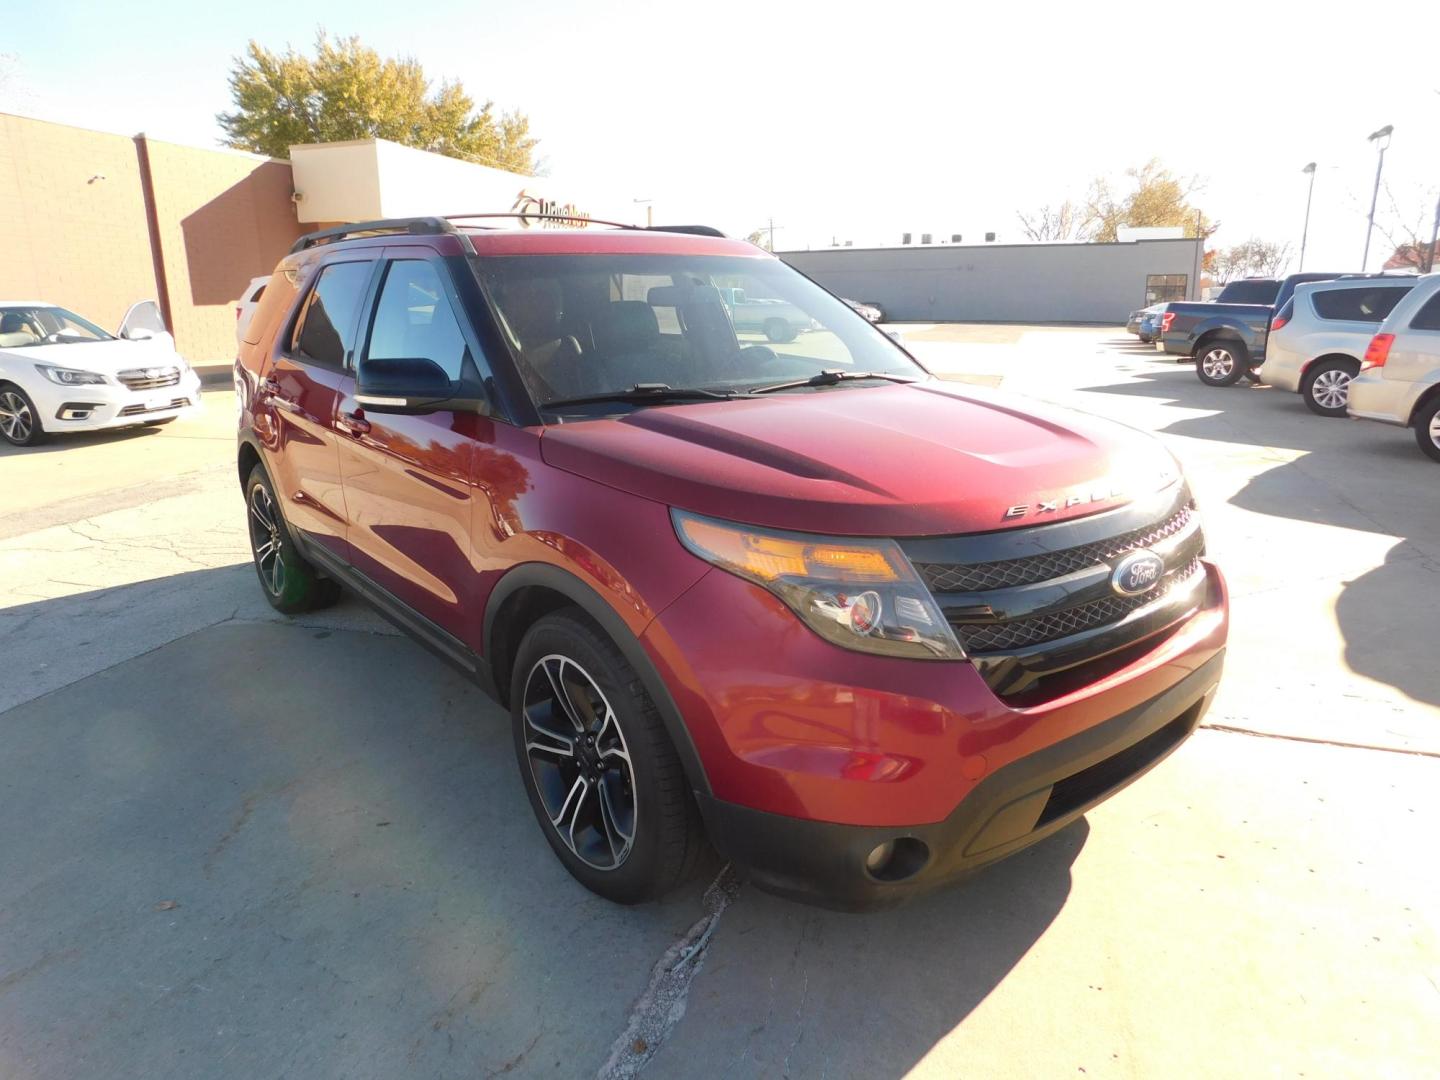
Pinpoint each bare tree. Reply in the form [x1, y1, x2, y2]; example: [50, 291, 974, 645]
[1017, 201, 1080, 242]
[1374, 181, 1439, 273]
[1210, 238, 1292, 282]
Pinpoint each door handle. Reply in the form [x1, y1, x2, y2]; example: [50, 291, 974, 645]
[338, 410, 371, 437]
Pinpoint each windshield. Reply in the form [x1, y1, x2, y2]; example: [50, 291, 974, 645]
[471, 253, 924, 410]
[0, 306, 113, 347]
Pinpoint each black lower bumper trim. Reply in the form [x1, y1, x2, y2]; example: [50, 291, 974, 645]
[695, 649, 1224, 911]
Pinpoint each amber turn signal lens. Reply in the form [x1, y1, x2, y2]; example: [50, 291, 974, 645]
[675, 516, 901, 583]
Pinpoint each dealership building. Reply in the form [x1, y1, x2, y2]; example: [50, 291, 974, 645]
[3, 110, 1202, 363]
[779, 235, 1203, 324]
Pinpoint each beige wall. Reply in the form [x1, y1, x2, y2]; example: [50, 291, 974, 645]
[0, 114, 159, 334]
[0, 113, 309, 364]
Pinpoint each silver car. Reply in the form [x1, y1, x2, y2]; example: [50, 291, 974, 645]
[1347, 272, 1440, 463]
[1260, 278, 1416, 417]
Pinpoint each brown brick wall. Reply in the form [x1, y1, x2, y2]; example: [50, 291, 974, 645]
[0, 113, 308, 364]
[142, 137, 308, 363]
[0, 114, 159, 333]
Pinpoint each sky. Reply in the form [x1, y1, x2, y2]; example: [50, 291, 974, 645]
[3, 0, 1438, 273]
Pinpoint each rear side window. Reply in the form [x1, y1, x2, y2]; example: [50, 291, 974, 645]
[1312, 287, 1411, 323]
[1410, 293, 1440, 332]
[364, 260, 470, 380]
[1218, 280, 1280, 304]
[291, 261, 373, 368]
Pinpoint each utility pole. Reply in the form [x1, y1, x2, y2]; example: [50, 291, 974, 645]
[1427, 189, 1440, 274]
[1362, 125, 1393, 271]
[1299, 162, 1317, 271]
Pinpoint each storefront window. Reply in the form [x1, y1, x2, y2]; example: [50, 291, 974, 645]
[1145, 274, 1188, 303]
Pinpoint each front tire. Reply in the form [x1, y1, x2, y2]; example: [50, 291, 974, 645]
[0, 385, 45, 446]
[1301, 358, 1359, 417]
[1414, 397, 1440, 464]
[1195, 340, 1249, 386]
[244, 464, 341, 614]
[510, 610, 705, 904]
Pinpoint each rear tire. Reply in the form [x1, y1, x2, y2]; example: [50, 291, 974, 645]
[244, 464, 341, 614]
[1195, 340, 1249, 386]
[1414, 396, 1440, 464]
[764, 318, 797, 344]
[510, 610, 706, 904]
[1301, 358, 1359, 418]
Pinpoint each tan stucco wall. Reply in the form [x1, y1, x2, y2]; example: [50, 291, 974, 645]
[0, 114, 159, 334]
[0, 113, 309, 363]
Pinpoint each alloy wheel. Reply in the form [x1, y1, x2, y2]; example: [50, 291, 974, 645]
[0, 391, 33, 444]
[1430, 411, 1440, 450]
[522, 654, 636, 871]
[1311, 369, 1351, 410]
[247, 484, 285, 596]
[1201, 349, 1234, 379]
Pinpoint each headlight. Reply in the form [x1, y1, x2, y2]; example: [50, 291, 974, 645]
[36, 365, 108, 386]
[672, 510, 965, 661]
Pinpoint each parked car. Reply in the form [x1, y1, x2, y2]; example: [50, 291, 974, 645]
[1127, 302, 1166, 337]
[1157, 272, 1353, 386]
[1135, 304, 1167, 343]
[236, 215, 1228, 910]
[233, 275, 269, 345]
[0, 299, 201, 447]
[1348, 272, 1440, 462]
[716, 286, 817, 342]
[844, 298, 884, 323]
[1259, 278, 1417, 416]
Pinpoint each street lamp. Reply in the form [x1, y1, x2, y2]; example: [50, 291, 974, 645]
[1361, 124, 1394, 271]
[1299, 162, 1317, 271]
[633, 197, 653, 228]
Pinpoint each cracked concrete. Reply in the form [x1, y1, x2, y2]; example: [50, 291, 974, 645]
[2, 336, 1439, 1079]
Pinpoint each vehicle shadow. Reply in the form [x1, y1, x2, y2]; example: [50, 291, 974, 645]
[0, 420, 167, 457]
[646, 820, 1086, 1078]
[0, 569, 1084, 1079]
[1333, 540, 1440, 708]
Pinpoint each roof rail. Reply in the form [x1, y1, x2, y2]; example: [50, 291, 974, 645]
[647, 225, 727, 238]
[444, 212, 638, 229]
[290, 217, 457, 254]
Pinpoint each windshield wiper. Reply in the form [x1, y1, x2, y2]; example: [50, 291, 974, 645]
[541, 383, 757, 410]
[748, 370, 921, 395]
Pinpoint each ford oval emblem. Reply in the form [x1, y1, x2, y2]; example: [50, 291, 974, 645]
[1111, 549, 1165, 597]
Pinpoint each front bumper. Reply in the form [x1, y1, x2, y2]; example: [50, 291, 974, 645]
[1347, 369, 1415, 426]
[699, 649, 1221, 910]
[30, 369, 204, 432]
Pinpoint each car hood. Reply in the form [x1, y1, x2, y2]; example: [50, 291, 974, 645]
[539, 381, 1180, 537]
[0, 338, 183, 375]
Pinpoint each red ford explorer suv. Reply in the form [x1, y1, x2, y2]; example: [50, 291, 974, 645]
[235, 216, 1228, 909]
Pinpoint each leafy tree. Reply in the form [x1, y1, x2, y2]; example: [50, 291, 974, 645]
[1082, 160, 1216, 243]
[217, 32, 537, 173]
[1018, 160, 1215, 245]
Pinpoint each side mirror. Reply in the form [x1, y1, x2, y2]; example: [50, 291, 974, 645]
[123, 326, 156, 341]
[356, 357, 457, 414]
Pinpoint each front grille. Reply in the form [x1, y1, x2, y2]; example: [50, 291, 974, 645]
[117, 367, 180, 391]
[917, 501, 1196, 593]
[956, 558, 1203, 654]
[118, 397, 189, 417]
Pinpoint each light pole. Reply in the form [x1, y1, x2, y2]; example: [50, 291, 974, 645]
[1361, 124, 1393, 271]
[633, 198, 653, 227]
[1298, 162, 1317, 271]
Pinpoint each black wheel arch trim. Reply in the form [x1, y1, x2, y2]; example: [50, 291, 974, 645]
[483, 562, 713, 797]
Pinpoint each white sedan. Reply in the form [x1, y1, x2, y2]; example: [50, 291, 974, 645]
[0, 300, 203, 447]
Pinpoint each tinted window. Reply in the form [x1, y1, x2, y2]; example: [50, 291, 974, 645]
[292, 262, 372, 368]
[1411, 293, 1440, 332]
[365, 260, 469, 380]
[1217, 280, 1280, 305]
[1311, 287, 1411, 323]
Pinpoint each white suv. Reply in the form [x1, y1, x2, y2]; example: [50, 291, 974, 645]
[1260, 277, 1417, 417]
[1347, 272, 1440, 463]
[0, 300, 202, 447]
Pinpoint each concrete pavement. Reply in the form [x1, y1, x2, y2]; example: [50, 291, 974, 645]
[1, 330, 1437, 1079]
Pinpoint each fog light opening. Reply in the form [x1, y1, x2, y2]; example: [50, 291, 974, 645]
[863, 836, 930, 882]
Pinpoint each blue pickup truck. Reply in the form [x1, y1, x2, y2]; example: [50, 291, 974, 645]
[1157, 274, 1343, 385]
